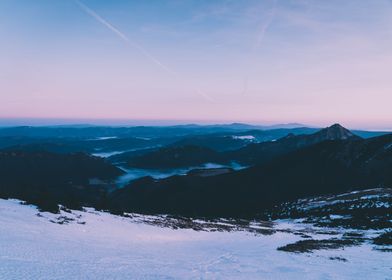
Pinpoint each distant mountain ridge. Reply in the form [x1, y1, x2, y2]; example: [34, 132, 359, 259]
[106, 126, 391, 217]
[0, 123, 387, 139]
[228, 123, 362, 165]
[0, 123, 390, 220]
[121, 124, 362, 168]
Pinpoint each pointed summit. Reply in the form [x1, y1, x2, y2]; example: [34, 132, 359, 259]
[316, 123, 361, 140]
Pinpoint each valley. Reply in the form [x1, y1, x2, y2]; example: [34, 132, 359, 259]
[0, 123, 390, 279]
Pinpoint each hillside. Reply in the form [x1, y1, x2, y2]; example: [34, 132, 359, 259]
[118, 124, 362, 169]
[0, 150, 124, 212]
[125, 145, 229, 169]
[0, 198, 390, 279]
[108, 133, 392, 217]
[228, 123, 362, 165]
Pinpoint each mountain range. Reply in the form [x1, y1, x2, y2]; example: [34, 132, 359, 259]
[0, 123, 390, 219]
[119, 124, 361, 168]
[107, 125, 391, 217]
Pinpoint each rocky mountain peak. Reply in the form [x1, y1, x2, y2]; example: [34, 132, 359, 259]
[316, 124, 360, 140]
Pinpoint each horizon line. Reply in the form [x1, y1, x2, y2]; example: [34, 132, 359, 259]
[0, 117, 391, 132]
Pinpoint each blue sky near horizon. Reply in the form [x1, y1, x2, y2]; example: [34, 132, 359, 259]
[1, 0, 392, 129]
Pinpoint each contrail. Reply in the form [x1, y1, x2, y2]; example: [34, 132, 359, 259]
[243, 0, 277, 96]
[254, 0, 277, 49]
[197, 89, 215, 103]
[74, 0, 214, 103]
[74, 0, 175, 75]
[242, 77, 249, 96]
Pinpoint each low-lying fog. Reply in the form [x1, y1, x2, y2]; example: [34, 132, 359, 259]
[116, 162, 246, 187]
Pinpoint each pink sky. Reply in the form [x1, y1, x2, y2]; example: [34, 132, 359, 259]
[1, 0, 392, 130]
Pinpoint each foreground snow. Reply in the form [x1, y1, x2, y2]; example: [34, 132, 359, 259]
[0, 199, 390, 280]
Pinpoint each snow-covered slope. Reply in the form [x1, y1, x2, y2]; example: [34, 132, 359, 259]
[0, 199, 390, 280]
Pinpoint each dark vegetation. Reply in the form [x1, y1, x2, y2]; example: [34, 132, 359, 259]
[115, 123, 361, 168]
[126, 145, 229, 168]
[279, 229, 392, 253]
[0, 150, 123, 212]
[277, 238, 363, 253]
[373, 231, 392, 246]
[0, 123, 390, 225]
[273, 188, 392, 229]
[0, 136, 169, 155]
[106, 127, 392, 217]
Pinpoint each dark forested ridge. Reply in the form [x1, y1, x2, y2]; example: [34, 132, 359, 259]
[0, 150, 123, 212]
[117, 124, 362, 168]
[125, 145, 229, 169]
[0, 123, 390, 219]
[226, 123, 362, 165]
[107, 132, 392, 217]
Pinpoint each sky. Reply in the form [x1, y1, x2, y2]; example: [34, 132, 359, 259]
[1, 0, 392, 129]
